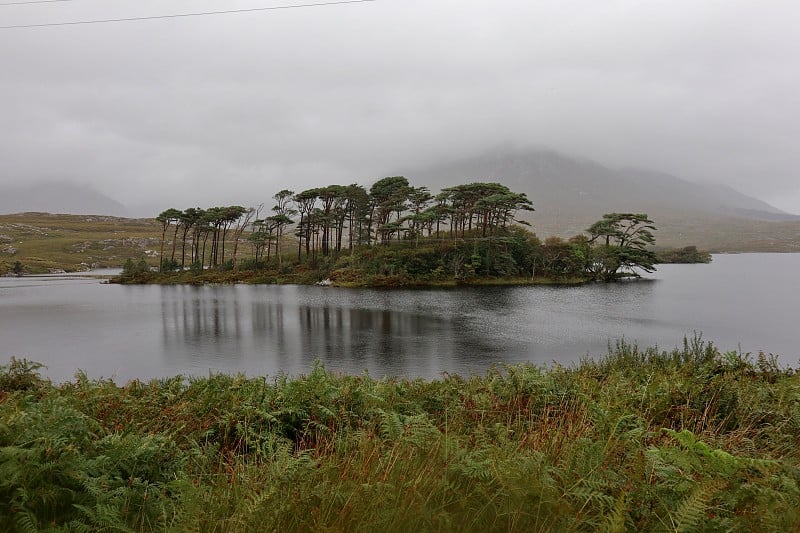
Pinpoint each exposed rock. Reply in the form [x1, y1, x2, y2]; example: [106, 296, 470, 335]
[71, 237, 162, 254]
[316, 278, 334, 286]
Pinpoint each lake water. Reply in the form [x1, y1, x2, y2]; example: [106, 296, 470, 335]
[1, 254, 798, 383]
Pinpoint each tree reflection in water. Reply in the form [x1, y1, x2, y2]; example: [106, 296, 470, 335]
[158, 285, 515, 377]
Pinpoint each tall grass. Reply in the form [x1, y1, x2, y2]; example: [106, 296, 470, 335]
[1, 339, 799, 531]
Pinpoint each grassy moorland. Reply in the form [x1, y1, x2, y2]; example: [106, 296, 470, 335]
[0, 213, 160, 275]
[1, 338, 799, 531]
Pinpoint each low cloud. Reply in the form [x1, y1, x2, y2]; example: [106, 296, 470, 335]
[1, 0, 798, 214]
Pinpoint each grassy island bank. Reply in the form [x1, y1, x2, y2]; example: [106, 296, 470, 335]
[110, 238, 705, 288]
[2, 339, 799, 531]
[110, 238, 593, 288]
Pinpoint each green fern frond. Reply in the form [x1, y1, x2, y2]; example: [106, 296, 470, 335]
[599, 492, 628, 533]
[672, 479, 723, 532]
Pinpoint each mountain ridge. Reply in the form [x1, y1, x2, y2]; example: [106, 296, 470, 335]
[406, 147, 792, 217]
[400, 147, 800, 248]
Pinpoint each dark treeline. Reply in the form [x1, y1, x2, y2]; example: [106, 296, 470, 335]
[149, 177, 658, 284]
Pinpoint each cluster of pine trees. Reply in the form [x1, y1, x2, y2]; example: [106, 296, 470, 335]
[156, 179, 534, 266]
[153, 177, 657, 283]
[156, 205, 252, 271]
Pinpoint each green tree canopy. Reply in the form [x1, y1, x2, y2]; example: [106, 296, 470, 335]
[586, 213, 657, 281]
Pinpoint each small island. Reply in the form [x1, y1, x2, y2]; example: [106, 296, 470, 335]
[112, 178, 695, 287]
[654, 245, 712, 264]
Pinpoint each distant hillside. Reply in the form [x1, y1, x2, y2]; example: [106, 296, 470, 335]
[0, 212, 159, 275]
[0, 182, 129, 217]
[404, 148, 800, 250]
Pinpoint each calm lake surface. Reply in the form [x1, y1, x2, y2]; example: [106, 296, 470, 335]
[1, 254, 798, 383]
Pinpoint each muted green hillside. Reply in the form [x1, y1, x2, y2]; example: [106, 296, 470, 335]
[0, 213, 161, 275]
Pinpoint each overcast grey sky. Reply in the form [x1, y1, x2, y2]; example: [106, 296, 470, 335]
[2, 0, 798, 215]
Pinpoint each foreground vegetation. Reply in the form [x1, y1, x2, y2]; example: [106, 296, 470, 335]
[2, 339, 799, 531]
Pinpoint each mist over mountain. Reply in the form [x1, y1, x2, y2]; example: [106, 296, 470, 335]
[403, 148, 799, 249]
[1, 148, 797, 251]
[0, 183, 129, 217]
